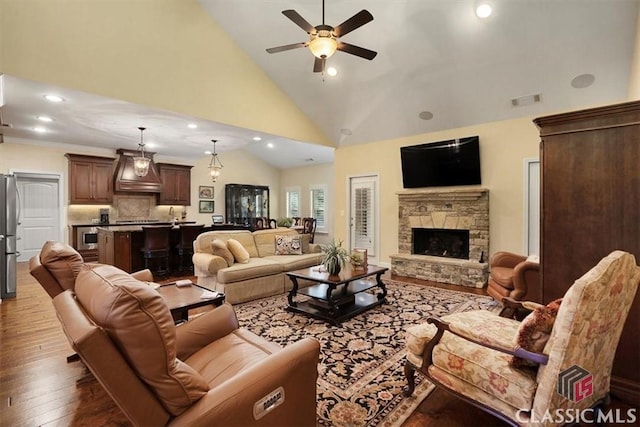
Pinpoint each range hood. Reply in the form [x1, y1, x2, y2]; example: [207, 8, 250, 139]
[114, 148, 163, 193]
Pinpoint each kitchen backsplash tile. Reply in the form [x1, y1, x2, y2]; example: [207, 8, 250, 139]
[67, 195, 184, 224]
[116, 195, 153, 219]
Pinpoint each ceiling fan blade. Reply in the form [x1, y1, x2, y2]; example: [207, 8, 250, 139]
[282, 10, 316, 34]
[333, 10, 373, 38]
[337, 42, 377, 60]
[266, 42, 308, 54]
[313, 57, 325, 73]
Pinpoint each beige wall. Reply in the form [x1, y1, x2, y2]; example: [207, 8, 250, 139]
[1, 0, 332, 147]
[280, 162, 335, 245]
[629, 6, 640, 99]
[333, 116, 541, 265]
[189, 149, 281, 225]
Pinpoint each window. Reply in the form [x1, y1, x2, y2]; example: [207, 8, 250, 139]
[285, 187, 300, 218]
[310, 185, 327, 231]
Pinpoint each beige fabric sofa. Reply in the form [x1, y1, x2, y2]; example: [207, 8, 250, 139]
[193, 228, 323, 304]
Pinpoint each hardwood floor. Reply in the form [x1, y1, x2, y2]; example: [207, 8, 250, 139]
[0, 263, 630, 426]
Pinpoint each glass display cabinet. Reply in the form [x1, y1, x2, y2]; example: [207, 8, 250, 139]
[224, 184, 269, 225]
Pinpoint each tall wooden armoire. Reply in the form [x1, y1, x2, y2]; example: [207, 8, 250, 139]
[534, 100, 640, 405]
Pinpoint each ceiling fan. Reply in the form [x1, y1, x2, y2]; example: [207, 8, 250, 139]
[266, 0, 377, 73]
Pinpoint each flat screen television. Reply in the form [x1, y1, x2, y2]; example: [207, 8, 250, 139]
[400, 136, 481, 188]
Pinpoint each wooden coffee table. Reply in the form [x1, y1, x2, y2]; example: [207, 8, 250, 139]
[286, 264, 389, 325]
[156, 282, 225, 322]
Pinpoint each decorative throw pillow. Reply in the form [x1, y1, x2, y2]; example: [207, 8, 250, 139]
[227, 238, 250, 263]
[511, 298, 563, 368]
[275, 235, 303, 255]
[211, 238, 234, 266]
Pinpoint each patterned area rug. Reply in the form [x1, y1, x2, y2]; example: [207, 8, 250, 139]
[234, 279, 500, 427]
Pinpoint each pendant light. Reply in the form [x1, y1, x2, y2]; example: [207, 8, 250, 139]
[208, 139, 223, 182]
[133, 126, 151, 177]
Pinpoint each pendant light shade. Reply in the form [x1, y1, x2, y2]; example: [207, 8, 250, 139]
[208, 139, 223, 182]
[133, 127, 150, 177]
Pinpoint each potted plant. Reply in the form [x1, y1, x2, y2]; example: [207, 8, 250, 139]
[321, 239, 350, 276]
[277, 217, 293, 227]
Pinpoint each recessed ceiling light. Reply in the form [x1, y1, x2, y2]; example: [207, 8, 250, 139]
[327, 67, 338, 77]
[340, 128, 352, 136]
[43, 94, 64, 103]
[187, 123, 198, 129]
[571, 73, 595, 89]
[476, 3, 492, 18]
[267, 143, 274, 148]
[33, 126, 47, 133]
[418, 111, 434, 120]
[37, 115, 53, 122]
[253, 136, 262, 141]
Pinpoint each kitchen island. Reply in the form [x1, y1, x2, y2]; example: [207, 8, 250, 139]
[97, 224, 200, 274]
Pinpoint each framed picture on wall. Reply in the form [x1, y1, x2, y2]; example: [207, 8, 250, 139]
[199, 186, 214, 199]
[199, 200, 214, 213]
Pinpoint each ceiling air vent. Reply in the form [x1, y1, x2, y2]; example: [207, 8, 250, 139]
[511, 93, 542, 107]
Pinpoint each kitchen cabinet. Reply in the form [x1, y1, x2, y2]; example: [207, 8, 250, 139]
[534, 100, 640, 404]
[98, 228, 133, 272]
[66, 154, 114, 204]
[157, 163, 192, 205]
[225, 184, 269, 225]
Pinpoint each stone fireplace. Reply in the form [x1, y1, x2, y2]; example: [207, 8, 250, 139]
[390, 188, 489, 288]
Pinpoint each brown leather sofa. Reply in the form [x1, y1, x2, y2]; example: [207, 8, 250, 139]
[29, 241, 152, 299]
[487, 251, 541, 304]
[53, 264, 321, 426]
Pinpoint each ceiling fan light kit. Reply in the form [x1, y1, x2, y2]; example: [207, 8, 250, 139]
[266, 0, 376, 73]
[309, 30, 337, 59]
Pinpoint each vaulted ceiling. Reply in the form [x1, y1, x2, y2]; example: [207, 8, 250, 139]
[199, 0, 638, 145]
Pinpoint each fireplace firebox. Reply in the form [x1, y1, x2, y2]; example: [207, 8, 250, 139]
[412, 228, 469, 260]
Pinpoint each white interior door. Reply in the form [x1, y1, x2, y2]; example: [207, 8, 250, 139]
[16, 174, 61, 261]
[524, 159, 540, 256]
[349, 175, 379, 264]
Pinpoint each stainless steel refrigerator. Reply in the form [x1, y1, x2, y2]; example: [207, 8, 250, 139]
[1, 174, 19, 299]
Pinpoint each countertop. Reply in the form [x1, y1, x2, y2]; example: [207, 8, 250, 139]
[96, 224, 204, 232]
[70, 221, 196, 228]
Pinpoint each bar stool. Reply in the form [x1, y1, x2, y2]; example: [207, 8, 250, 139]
[175, 224, 204, 273]
[140, 225, 172, 279]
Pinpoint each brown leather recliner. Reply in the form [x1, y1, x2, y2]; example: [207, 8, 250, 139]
[487, 251, 541, 304]
[29, 241, 153, 299]
[53, 264, 321, 426]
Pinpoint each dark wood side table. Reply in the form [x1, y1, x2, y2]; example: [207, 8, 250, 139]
[156, 282, 225, 322]
[286, 264, 389, 325]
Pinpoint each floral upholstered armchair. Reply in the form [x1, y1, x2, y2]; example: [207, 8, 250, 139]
[404, 251, 639, 426]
